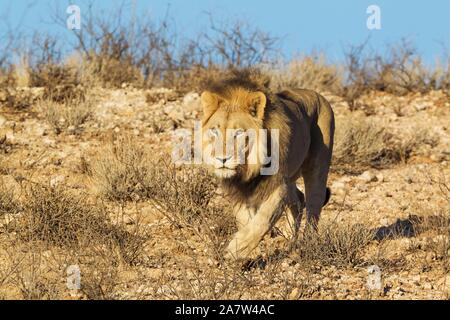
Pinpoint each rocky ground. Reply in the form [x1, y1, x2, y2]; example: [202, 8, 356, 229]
[0, 86, 449, 300]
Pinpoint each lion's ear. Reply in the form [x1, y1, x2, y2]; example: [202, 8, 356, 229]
[248, 91, 266, 120]
[201, 91, 220, 121]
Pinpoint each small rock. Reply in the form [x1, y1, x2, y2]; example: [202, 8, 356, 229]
[331, 181, 346, 193]
[183, 92, 200, 112]
[288, 288, 300, 300]
[359, 170, 377, 183]
[437, 276, 450, 293]
[50, 175, 65, 188]
[123, 216, 135, 225]
[43, 138, 56, 148]
[0, 115, 6, 127]
[0, 90, 7, 102]
[67, 126, 76, 134]
[430, 154, 443, 162]
[423, 282, 433, 290]
[167, 110, 185, 124]
[411, 275, 421, 285]
[376, 173, 384, 182]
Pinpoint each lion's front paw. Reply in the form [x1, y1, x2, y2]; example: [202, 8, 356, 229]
[224, 237, 254, 261]
[224, 242, 243, 261]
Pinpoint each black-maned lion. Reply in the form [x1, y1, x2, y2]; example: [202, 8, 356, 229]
[199, 69, 334, 260]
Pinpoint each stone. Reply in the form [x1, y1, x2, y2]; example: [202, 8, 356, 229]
[0, 115, 6, 127]
[67, 126, 76, 134]
[50, 175, 65, 188]
[331, 181, 346, 193]
[376, 173, 384, 182]
[359, 171, 377, 183]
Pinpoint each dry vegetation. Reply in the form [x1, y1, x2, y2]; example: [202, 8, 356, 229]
[0, 5, 449, 300]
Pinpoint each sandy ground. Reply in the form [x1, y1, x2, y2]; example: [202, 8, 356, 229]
[0, 86, 449, 300]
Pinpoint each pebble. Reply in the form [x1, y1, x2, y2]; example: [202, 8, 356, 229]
[331, 181, 346, 194]
[42, 138, 56, 148]
[288, 288, 300, 300]
[50, 175, 65, 188]
[359, 170, 377, 183]
[376, 173, 384, 182]
[67, 126, 76, 134]
[0, 115, 6, 127]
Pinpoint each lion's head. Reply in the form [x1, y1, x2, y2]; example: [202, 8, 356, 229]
[200, 86, 268, 181]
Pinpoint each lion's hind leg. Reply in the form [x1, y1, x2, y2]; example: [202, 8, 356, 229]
[286, 183, 305, 240]
[302, 158, 331, 233]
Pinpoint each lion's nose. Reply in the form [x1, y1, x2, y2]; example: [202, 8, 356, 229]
[216, 155, 232, 164]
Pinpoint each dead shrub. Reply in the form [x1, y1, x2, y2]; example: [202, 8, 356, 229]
[4, 246, 62, 300]
[29, 63, 85, 102]
[91, 135, 153, 201]
[0, 87, 35, 110]
[333, 117, 439, 173]
[297, 222, 374, 268]
[37, 94, 93, 134]
[411, 175, 450, 270]
[18, 183, 111, 247]
[0, 178, 18, 216]
[92, 136, 234, 256]
[165, 65, 229, 94]
[333, 118, 402, 172]
[142, 162, 218, 220]
[25, 33, 86, 101]
[16, 182, 149, 266]
[269, 54, 342, 93]
[420, 214, 450, 267]
[77, 249, 121, 300]
[0, 66, 16, 90]
[339, 40, 450, 108]
[82, 56, 143, 88]
[142, 161, 235, 258]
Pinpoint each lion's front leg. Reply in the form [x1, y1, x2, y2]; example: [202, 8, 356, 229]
[233, 203, 256, 230]
[225, 185, 287, 260]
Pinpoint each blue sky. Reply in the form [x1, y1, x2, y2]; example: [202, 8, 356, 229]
[2, 0, 450, 64]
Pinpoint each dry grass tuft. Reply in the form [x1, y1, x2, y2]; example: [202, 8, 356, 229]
[18, 183, 111, 247]
[333, 117, 439, 173]
[297, 222, 374, 268]
[29, 63, 85, 102]
[82, 56, 143, 89]
[0, 178, 18, 217]
[339, 40, 450, 108]
[269, 54, 342, 93]
[143, 161, 235, 257]
[333, 118, 402, 172]
[37, 94, 94, 134]
[12, 182, 149, 266]
[92, 136, 235, 257]
[91, 135, 154, 201]
[0, 87, 35, 110]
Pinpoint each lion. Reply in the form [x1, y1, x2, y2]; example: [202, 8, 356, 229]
[200, 69, 334, 260]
